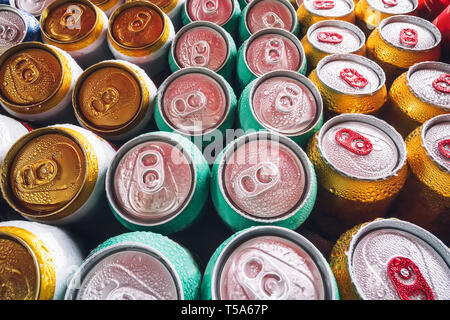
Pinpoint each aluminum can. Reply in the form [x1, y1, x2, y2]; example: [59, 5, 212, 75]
[182, 0, 241, 35]
[239, 0, 299, 8]
[432, 4, 450, 62]
[355, 0, 418, 36]
[236, 27, 307, 93]
[9, 0, 57, 17]
[0, 220, 83, 300]
[0, 5, 41, 56]
[0, 42, 83, 124]
[0, 115, 31, 167]
[211, 131, 317, 232]
[0, 124, 116, 225]
[391, 114, 450, 244]
[329, 218, 450, 300]
[297, 0, 356, 37]
[65, 231, 201, 300]
[155, 67, 237, 147]
[105, 131, 210, 234]
[366, 15, 442, 88]
[239, 0, 299, 43]
[308, 53, 387, 117]
[301, 20, 366, 72]
[306, 113, 408, 240]
[127, 0, 186, 30]
[417, 0, 449, 21]
[108, 1, 175, 77]
[201, 226, 339, 300]
[40, 0, 112, 69]
[239, 70, 323, 146]
[168, 21, 237, 82]
[381, 61, 450, 138]
[91, 0, 125, 17]
[72, 60, 157, 142]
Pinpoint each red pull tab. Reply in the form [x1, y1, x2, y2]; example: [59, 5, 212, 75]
[400, 28, 418, 47]
[382, 0, 398, 6]
[317, 31, 343, 44]
[388, 257, 435, 300]
[313, 0, 335, 9]
[335, 128, 373, 155]
[340, 68, 369, 88]
[438, 139, 450, 159]
[432, 73, 450, 93]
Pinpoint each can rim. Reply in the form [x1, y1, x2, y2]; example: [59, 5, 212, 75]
[366, 0, 418, 15]
[0, 42, 65, 109]
[64, 241, 184, 300]
[170, 21, 231, 73]
[306, 20, 366, 55]
[248, 69, 324, 137]
[0, 4, 28, 46]
[378, 15, 442, 52]
[243, 0, 298, 36]
[0, 230, 41, 300]
[315, 53, 386, 96]
[11, 0, 51, 16]
[420, 114, 450, 174]
[184, 0, 237, 26]
[210, 226, 338, 300]
[346, 218, 450, 300]
[92, 0, 113, 7]
[105, 131, 198, 227]
[217, 131, 316, 223]
[406, 61, 450, 112]
[243, 27, 306, 77]
[303, 0, 354, 18]
[316, 113, 407, 181]
[156, 66, 232, 136]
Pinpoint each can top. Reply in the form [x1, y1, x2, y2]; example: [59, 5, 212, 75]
[317, 113, 407, 180]
[303, 0, 354, 18]
[407, 62, 450, 111]
[11, 0, 54, 16]
[0, 5, 27, 54]
[172, 21, 230, 72]
[218, 131, 315, 222]
[211, 226, 338, 300]
[421, 114, 450, 173]
[348, 219, 450, 300]
[0, 42, 64, 108]
[379, 15, 441, 52]
[316, 53, 385, 96]
[185, 0, 235, 26]
[366, 0, 418, 15]
[250, 70, 323, 136]
[245, 0, 296, 35]
[306, 20, 365, 55]
[66, 242, 183, 300]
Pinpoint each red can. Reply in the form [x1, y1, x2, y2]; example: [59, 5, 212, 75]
[418, 0, 450, 21]
[433, 4, 450, 61]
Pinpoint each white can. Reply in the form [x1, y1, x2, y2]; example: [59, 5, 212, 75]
[0, 115, 31, 166]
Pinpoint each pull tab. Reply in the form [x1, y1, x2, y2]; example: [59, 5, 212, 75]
[202, 0, 219, 14]
[388, 257, 435, 300]
[340, 68, 369, 88]
[136, 150, 165, 193]
[0, 19, 18, 42]
[61, 5, 84, 29]
[171, 91, 207, 117]
[317, 31, 343, 44]
[190, 40, 210, 67]
[274, 83, 303, 113]
[236, 162, 280, 198]
[89, 87, 120, 118]
[438, 139, 450, 159]
[264, 38, 286, 64]
[16, 159, 58, 191]
[400, 28, 418, 47]
[382, 0, 398, 6]
[261, 12, 285, 29]
[128, 11, 152, 33]
[432, 73, 450, 93]
[12, 55, 40, 84]
[335, 128, 373, 155]
[312, 0, 335, 9]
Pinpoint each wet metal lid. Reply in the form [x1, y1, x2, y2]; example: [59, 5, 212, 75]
[303, 0, 354, 17]
[186, 0, 235, 26]
[421, 114, 450, 173]
[245, 0, 296, 34]
[12, 0, 55, 16]
[366, 0, 418, 15]
[0, 5, 27, 55]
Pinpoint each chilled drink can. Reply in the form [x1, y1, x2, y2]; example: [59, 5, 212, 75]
[432, 4, 450, 62]
[9, 0, 57, 17]
[417, 0, 449, 21]
[92, 0, 125, 17]
[0, 115, 31, 167]
[127, 0, 186, 30]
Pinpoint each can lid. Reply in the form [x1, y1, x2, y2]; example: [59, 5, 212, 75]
[185, 0, 235, 26]
[379, 15, 441, 52]
[316, 53, 385, 96]
[303, 0, 354, 18]
[348, 219, 450, 300]
[65, 242, 183, 300]
[306, 20, 366, 55]
[211, 226, 338, 300]
[366, 0, 418, 15]
[245, 0, 296, 35]
[12, 0, 53, 16]
[0, 5, 27, 54]
[421, 114, 450, 173]
[407, 62, 450, 111]
[317, 113, 407, 180]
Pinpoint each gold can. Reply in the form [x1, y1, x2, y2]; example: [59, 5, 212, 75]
[91, 0, 125, 17]
[126, 0, 185, 30]
[366, 15, 442, 88]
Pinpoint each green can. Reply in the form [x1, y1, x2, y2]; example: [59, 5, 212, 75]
[236, 27, 307, 93]
[238, 0, 299, 44]
[211, 131, 317, 232]
[181, 0, 242, 36]
[201, 225, 340, 300]
[239, 70, 323, 147]
[154, 67, 237, 149]
[105, 131, 210, 234]
[64, 231, 201, 300]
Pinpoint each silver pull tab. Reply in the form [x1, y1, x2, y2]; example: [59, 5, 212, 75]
[190, 40, 210, 67]
[264, 38, 286, 65]
[274, 83, 303, 113]
[136, 150, 165, 193]
[0, 18, 18, 42]
[236, 162, 280, 198]
[171, 91, 207, 118]
[202, 0, 219, 14]
[261, 12, 285, 29]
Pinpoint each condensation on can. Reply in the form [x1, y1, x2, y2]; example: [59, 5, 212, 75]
[9, 0, 56, 17]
